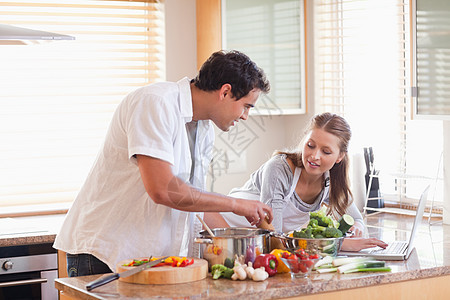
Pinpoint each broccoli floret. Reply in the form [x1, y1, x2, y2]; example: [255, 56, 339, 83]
[310, 206, 327, 219]
[224, 257, 234, 269]
[211, 264, 234, 279]
[309, 218, 319, 227]
[323, 227, 343, 238]
[314, 234, 324, 239]
[309, 215, 326, 227]
[322, 216, 335, 227]
[223, 267, 234, 279]
[293, 230, 306, 238]
[309, 219, 325, 230]
[310, 213, 333, 227]
[310, 207, 340, 229]
[293, 228, 313, 239]
[304, 227, 312, 238]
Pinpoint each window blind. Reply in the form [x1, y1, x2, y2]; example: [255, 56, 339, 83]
[314, 0, 443, 206]
[0, 0, 165, 208]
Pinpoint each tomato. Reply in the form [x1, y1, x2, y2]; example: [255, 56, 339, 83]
[304, 259, 314, 268]
[290, 260, 300, 273]
[299, 263, 308, 273]
[295, 249, 307, 257]
[287, 253, 296, 260]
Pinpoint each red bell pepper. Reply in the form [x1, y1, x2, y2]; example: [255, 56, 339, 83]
[253, 254, 278, 277]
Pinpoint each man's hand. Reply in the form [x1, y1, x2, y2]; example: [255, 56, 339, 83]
[232, 198, 273, 227]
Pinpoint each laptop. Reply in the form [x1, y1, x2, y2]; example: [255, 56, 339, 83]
[339, 185, 429, 261]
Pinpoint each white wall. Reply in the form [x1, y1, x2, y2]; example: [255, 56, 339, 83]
[164, 0, 198, 81]
[444, 121, 450, 224]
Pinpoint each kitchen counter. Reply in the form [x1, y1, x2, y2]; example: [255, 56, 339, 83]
[54, 213, 450, 299]
[0, 214, 66, 247]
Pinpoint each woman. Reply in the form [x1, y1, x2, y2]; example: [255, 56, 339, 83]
[207, 112, 386, 252]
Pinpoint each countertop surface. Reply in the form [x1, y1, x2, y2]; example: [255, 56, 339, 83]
[53, 213, 450, 299]
[0, 214, 66, 247]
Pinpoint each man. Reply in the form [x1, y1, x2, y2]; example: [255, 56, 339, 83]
[53, 50, 273, 276]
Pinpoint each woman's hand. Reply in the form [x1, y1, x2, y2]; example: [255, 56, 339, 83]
[340, 237, 388, 252]
[348, 222, 365, 237]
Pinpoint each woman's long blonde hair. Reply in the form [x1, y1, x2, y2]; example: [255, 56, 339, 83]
[275, 112, 353, 218]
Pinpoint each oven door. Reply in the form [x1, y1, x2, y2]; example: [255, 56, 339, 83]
[0, 269, 58, 300]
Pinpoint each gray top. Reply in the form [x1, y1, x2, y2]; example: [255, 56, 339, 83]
[229, 154, 363, 232]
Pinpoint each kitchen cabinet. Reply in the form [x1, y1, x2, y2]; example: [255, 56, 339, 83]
[196, 0, 307, 115]
[412, 0, 450, 119]
[53, 258, 450, 299]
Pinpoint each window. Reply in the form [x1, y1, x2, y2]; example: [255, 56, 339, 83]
[222, 0, 306, 114]
[0, 0, 165, 209]
[314, 0, 443, 208]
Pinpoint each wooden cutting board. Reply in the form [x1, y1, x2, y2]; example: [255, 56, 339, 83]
[116, 257, 208, 285]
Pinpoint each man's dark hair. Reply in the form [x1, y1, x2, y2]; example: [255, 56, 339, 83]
[191, 50, 270, 100]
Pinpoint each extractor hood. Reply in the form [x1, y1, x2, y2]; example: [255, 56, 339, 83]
[0, 24, 75, 45]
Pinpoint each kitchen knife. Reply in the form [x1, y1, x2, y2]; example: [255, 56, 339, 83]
[369, 147, 374, 166]
[85, 256, 168, 291]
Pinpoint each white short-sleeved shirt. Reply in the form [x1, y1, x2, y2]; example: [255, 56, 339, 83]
[53, 78, 215, 271]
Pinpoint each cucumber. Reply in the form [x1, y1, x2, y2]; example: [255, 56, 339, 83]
[338, 214, 355, 233]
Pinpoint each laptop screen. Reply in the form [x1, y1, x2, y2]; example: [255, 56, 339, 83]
[405, 185, 429, 256]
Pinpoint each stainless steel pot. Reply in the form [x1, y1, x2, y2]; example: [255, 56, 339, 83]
[194, 228, 271, 270]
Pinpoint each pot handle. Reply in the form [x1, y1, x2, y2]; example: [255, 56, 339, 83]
[269, 231, 289, 240]
[194, 237, 213, 244]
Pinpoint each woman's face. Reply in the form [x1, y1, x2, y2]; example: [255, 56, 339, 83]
[302, 128, 344, 176]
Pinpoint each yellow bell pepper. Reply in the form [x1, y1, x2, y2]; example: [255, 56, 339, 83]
[270, 249, 291, 273]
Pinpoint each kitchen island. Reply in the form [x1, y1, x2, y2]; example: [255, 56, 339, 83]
[54, 213, 450, 299]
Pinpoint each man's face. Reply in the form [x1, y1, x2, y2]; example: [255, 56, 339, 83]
[214, 88, 261, 132]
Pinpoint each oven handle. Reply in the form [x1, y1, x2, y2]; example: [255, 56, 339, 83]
[0, 278, 47, 288]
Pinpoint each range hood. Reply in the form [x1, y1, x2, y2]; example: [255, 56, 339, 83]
[0, 24, 75, 45]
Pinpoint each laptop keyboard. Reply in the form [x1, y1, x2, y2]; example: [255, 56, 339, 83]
[369, 241, 407, 254]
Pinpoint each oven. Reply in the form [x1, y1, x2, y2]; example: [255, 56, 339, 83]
[0, 243, 58, 300]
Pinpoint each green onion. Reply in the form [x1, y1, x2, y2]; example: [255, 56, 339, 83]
[315, 263, 333, 269]
[332, 257, 371, 267]
[316, 267, 338, 273]
[338, 261, 386, 273]
[343, 267, 392, 274]
[314, 255, 333, 268]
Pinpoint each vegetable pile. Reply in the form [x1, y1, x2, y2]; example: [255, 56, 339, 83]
[211, 260, 270, 282]
[209, 248, 390, 281]
[293, 207, 354, 239]
[123, 256, 194, 268]
[314, 256, 391, 274]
